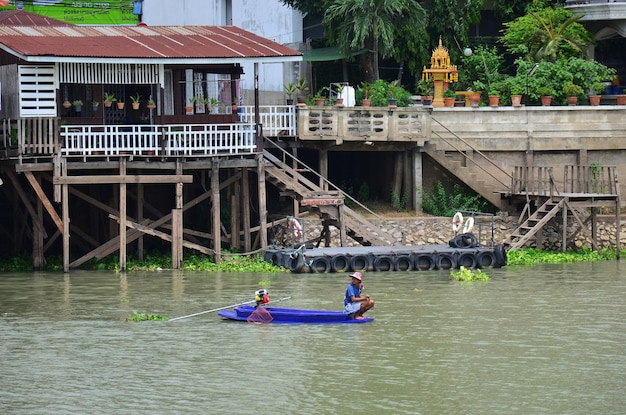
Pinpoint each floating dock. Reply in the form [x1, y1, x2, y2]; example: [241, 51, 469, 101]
[264, 238, 507, 273]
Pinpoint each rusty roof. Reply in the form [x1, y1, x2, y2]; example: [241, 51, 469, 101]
[0, 11, 301, 63]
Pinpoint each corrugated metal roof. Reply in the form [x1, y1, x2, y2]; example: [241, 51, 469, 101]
[0, 11, 301, 62]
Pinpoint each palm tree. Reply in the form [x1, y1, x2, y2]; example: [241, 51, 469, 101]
[529, 11, 587, 62]
[323, 0, 426, 82]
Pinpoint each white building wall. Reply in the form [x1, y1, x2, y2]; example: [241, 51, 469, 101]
[141, 0, 304, 104]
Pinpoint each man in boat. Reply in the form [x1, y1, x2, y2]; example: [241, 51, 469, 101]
[344, 272, 375, 320]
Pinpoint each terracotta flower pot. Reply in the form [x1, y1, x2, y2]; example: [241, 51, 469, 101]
[362, 98, 371, 107]
[314, 98, 325, 106]
[335, 98, 344, 107]
[541, 96, 552, 106]
[589, 95, 601, 106]
[468, 92, 481, 108]
[132, 102, 140, 110]
[489, 95, 500, 108]
[117, 102, 125, 110]
[511, 95, 522, 107]
[443, 97, 455, 107]
[616, 95, 626, 105]
[566, 96, 578, 106]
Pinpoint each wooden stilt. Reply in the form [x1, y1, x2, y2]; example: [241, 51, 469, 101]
[256, 153, 268, 249]
[211, 160, 221, 263]
[171, 208, 183, 268]
[242, 167, 251, 253]
[33, 184, 45, 270]
[137, 183, 144, 261]
[62, 159, 69, 273]
[119, 159, 127, 272]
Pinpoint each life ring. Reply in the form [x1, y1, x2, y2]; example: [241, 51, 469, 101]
[373, 256, 394, 272]
[331, 255, 350, 273]
[415, 254, 435, 270]
[457, 252, 477, 268]
[394, 255, 413, 271]
[350, 255, 369, 272]
[462, 216, 474, 234]
[289, 217, 303, 241]
[452, 212, 464, 233]
[476, 251, 496, 268]
[310, 256, 331, 273]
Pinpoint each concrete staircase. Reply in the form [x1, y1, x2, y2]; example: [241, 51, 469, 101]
[263, 149, 396, 246]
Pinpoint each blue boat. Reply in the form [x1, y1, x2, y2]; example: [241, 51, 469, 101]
[218, 305, 373, 324]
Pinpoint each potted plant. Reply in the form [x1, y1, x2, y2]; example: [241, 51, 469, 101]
[284, 82, 297, 105]
[488, 88, 500, 108]
[388, 79, 400, 108]
[116, 97, 125, 110]
[147, 99, 157, 109]
[209, 97, 218, 113]
[334, 82, 346, 107]
[417, 78, 433, 106]
[563, 83, 583, 106]
[72, 99, 83, 112]
[443, 87, 457, 107]
[92, 101, 100, 111]
[313, 87, 328, 106]
[104, 92, 116, 108]
[536, 86, 554, 106]
[509, 81, 525, 107]
[198, 95, 209, 112]
[588, 82, 605, 106]
[185, 96, 196, 114]
[360, 81, 373, 106]
[130, 93, 142, 110]
[468, 81, 485, 108]
[296, 77, 309, 105]
[62, 100, 72, 109]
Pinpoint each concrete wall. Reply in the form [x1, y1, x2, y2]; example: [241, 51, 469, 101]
[141, 0, 304, 104]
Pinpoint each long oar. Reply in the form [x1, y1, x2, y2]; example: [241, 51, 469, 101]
[168, 296, 291, 322]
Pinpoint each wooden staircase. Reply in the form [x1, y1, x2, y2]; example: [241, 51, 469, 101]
[263, 149, 397, 246]
[502, 197, 567, 249]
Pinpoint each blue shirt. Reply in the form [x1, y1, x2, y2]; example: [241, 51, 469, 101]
[344, 283, 361, 306]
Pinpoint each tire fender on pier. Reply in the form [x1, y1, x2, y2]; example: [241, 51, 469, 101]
[437, 253, 457, 270]
[310, 256, 331, 273]
[350, 255, 370, 272]
[415, 254, 435, 270]
[373, 256, 394, 272]
[457, 251, 477, 268]
[331, 255, 350, 273]
[494, 244, 508, 267]
[287, 252, 305, 273]
[476, 251, 496, 268]
[394, 255, 413, 271]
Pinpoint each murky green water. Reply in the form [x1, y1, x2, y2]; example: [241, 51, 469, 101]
[1, 262, 625, 414]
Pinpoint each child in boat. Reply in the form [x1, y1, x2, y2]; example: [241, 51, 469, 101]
[344, 272, 374, 319]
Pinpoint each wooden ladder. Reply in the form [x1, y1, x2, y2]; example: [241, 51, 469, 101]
[502, 197, 567, 250]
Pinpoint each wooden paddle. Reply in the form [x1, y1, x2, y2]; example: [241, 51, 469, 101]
[168, 296, 292, 322]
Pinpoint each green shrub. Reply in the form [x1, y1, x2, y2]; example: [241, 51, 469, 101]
[421, 182, 492, 217]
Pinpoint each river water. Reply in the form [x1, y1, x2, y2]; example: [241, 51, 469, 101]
[1, 261, 625, 415]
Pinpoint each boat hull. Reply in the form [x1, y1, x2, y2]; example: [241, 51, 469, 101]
[218, 306, 373, 324]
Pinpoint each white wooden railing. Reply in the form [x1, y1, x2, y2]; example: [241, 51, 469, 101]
[61, 123, 256, 157]
[239, 105, 297, 136]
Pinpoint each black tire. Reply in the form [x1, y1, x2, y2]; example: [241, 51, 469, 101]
[476, 251, 496, 268]
[310, 256, 331, 273]
[449, 237, 460, 248]
[331, 255, 350, 273]
[437, 253, 457, 270]
[415, 254, 434, 270]
[350, 255, 369, 272]
[457, 252, 477, 268]
[287, 253, 305, 273]
[394, 255, 413, 271]
[494, 244, 508, 267]
[373, 256, 394, 272]
[458, 233, 478, 248]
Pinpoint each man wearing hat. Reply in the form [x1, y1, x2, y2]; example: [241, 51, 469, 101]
[344, 272, 375, 319]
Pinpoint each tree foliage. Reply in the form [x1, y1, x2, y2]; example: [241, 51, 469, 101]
[322, 0, 426, 81]
[500, 7, 592, 62]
